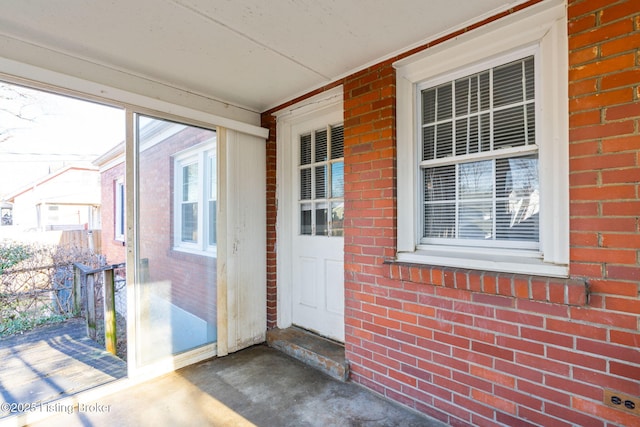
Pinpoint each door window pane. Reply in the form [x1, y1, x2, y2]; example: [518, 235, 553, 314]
[331, 162, 344, 198]
[315, 203, 328, 236]
[300, 203, 312, 235]
[298, 124, 344, 238]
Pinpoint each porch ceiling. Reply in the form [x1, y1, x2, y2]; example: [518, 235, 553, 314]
[0, 0, 528, 113]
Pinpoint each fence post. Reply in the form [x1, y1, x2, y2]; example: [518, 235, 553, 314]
[103, 268, 117, 355]
[86, 272, 96, 340]
[73, 265, 82, 316]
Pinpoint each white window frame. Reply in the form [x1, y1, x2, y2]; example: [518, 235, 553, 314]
[115, 179, 125, 242]
[173, 139, 217, 257]
[394, 0, 568, 277]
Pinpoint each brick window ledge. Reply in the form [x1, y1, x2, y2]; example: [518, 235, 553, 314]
[386, 260, 589, 307]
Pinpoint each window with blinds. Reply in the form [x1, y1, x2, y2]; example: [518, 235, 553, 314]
[420, 56, 539, 248]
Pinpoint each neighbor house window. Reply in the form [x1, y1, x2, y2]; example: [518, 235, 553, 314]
[114, 179, 125, 241]
[173, 141, 217, 256]
[394, 1, 568, 277]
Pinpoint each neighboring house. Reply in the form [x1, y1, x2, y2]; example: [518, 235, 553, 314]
[1, 1, 639, 426]
[5, 165, 101, 232]
[0, 200, 12, 226]
[93, 142, 126, 264]
[94, 118, 220, 357]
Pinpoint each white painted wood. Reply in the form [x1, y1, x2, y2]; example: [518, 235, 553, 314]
[276, 88, 343, 332]
[276, 87, 344, 342]
[0, 0, 530, 112]
[218, 128, 267, 354]
[394, 0, 568, 277]
[0, 40, 265, 136]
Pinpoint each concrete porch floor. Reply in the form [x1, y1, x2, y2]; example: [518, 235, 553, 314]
[22, 344, 444, 427]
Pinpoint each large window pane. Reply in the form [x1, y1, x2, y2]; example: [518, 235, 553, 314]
[420, 56, 539, 248]
[136, 115, 216, 366]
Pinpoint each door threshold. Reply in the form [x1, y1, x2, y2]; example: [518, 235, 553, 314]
[266, 326, 349, 382]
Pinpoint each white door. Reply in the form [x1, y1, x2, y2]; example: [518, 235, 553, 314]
[290, 116, 345, 342]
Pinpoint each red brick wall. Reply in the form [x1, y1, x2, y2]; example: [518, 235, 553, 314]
[99, 163, 126, 264]
[262, 113, 278, 329]
[264, 0, 640, 425]
[137, 126, 217, 325]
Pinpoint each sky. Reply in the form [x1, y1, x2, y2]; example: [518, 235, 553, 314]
[0, 82, 124, 198]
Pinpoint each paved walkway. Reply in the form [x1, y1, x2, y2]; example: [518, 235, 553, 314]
[23, 345, 444, 427]
[0, 318, 127, 420]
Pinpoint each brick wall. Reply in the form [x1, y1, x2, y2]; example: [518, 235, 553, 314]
[137, 126, 217, 325]
[99, 163, 126, 264]
[262, 113, 278, 329]
[264, 0, 640, 425]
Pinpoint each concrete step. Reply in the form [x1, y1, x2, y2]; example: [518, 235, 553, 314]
[266, 327, 349, 382]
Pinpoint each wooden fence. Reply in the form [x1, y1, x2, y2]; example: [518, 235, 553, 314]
[59, 230, 101, 252]
[73, 262, 125, 356]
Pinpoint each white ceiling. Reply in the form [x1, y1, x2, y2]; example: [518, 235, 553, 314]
[0, 0, 528, 113]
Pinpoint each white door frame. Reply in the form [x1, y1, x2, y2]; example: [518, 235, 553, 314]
[275, 86, 343, 331]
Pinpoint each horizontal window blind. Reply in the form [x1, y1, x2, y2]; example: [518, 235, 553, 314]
[421, 56, 539, 247]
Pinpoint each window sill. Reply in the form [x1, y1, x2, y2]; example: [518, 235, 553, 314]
[397, 247, 568, 278]
[172, 246, 217, 259]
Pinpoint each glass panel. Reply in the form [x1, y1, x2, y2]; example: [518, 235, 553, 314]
[435, 122, 453, 158]
[331, 202, 344, 236]
[315, 203, 328, 236]
[300, 133, 311, 165]
[315, 165, 327, 199]
[480, 113, 490, 152]
[208, 200, 216, 246]
[459, 161, 493, 200]
[422, 88, 436, 124]
[116, 182, 125, 237]
[208, 154, 217, 200]
[421, 56, 538, 248]
[436, 84, 453, 120]
[494, 105, 526, 149]
[331, 162, 344, 198]
[455, 76, 471, 116]
[456, 116, 479, 156]
[136, 114, 217, 367]
[525, 56, 535, 101]
[208, 154, 217, 246]
[182, 163, 198, 202]
[181, 202, 197, 243]
[424, 202, 455, 238]
[315, 129, 328, 162]
[330, 125, 344, 159]
[300, 168, 311, 200]
[459, 201, 493, 240]
[422, 125, 435, 161]
[300, 203, 312, 235]
[496, 155, 539, 241]
[458, 162, 493, 240]
[494, 60, 524, 107]
[423, 165, 456, 238]
[526, 104, 536, 145]
[479, 72, 490, 111]
[424, 165, 456, 203]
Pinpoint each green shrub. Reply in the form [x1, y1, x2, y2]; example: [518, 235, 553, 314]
[0, 241, 32, 274]
[0, 310, 68, 337]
